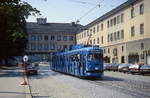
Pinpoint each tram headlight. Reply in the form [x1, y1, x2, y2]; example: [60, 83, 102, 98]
[87, 73, 91, 75]
[86, 67, 89, 70]
[95, 67, 99, 70]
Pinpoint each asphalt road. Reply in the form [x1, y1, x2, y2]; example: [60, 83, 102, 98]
[29, 64, 150, 98]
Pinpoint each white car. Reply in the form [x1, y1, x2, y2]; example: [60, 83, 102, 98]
[129, 64, 141, 74]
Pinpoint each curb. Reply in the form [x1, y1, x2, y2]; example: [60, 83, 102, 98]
[25, 75, 32, 98]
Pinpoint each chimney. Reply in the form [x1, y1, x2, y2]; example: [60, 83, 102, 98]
[37, 18, 47, 25]
[71, 22, 77, 27]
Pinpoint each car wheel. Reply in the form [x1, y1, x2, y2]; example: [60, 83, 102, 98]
[141, 73, 144, 75]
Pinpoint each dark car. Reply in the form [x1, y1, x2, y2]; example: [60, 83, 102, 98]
[140, 65, 150, 75]
[118, 64, 131, 73]
[26, 64, 38, 75]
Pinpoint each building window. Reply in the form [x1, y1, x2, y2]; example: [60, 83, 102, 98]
[104, 49, 106, 53]
[63, 36, 67, 41]
[37, 35, 42, 41]
[97, 25, 99, 32]
[117, 15, 120, 24]
[121, 13, 124, 23]
[50, 44, 55, 50]
[31, 44, 36, 50]
[69, 36, 74, 41]
[141, 43, 144, 50]
[90, 29, 92, 35]
[140, 23, 144, 34]
[121, 30, 124, 39]
[57, 35, 61, 41]
[37, 44, 43, 50]
[93, 27, 95, 34]
[110, 19, 113, 26]
[101, 36, 103, 44]
[107, 21, 109, 28]
[63, 45, 67, 49]
[131, 26, 135, 37]
[51, 35, 55, 40]
[117, 31, 120, 40]
[31, 35, 36, 41]
[114, 32, 117, 40]
[90, 40, 92, 45]
[43, 44, 49, 50]
[101, 23, 103, 30]
[58, 45, 61, 50]
[140, 4, 144, 15]
[122, 46, 124, 52]
[131, 8, 135, 18]
[97, 37, 99, 44]
[108, 48, 110, 54]
[107, 34, 110, 42]
[110, 33, 113, 41]
[93, 39, 95, 44]
[44, 35, 48, 41]
[114, 17, 116, 25]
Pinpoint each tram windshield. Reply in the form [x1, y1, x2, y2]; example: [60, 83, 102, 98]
[88, 53, 102, 62]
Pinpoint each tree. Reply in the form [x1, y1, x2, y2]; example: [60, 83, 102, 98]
[0, 0, 40, 65]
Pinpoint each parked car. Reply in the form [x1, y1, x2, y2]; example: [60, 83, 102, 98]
[110, 64, 120, 71]
[26, 64, 38, 75]
[129, 64, 142, 74]
[104, 63, 111, 71]
[118, 64, 131, 73]
[140, 64, 150, 75]
[32, 62, 39, 66]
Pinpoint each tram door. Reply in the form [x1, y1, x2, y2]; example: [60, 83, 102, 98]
[74, 54, 80, 76]
[78, 54, 85, 76]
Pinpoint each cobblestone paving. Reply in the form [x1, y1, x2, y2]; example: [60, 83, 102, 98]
[29, 64, 150, 98]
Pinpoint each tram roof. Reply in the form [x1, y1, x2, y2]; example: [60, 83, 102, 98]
[55, 46, 103, 55]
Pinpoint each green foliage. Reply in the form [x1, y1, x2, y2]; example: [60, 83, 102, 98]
[0, 0, 40, 63]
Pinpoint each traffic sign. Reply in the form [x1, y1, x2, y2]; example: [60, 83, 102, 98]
[23, 55, 28, 62]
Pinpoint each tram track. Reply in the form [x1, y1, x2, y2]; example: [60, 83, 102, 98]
[87, 76, 150, 98]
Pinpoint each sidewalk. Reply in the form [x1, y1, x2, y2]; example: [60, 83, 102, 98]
[0, 67, 31, 98]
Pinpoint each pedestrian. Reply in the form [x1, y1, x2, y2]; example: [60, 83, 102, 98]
[20, 55, 28, 85]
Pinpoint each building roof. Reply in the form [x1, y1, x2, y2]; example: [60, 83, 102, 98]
[82, 0, 142, 30]
[26, 22, 83, 34]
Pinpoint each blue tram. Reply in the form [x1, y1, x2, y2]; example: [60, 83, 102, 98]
[51, 45, 104, 78]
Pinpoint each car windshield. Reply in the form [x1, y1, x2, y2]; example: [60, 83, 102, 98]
[142, 65, 150, 68]
[122, 64, 130, 66]
[88, 53, 102, 62]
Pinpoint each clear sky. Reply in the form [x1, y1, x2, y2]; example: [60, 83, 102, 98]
[23, 0, 127, 25]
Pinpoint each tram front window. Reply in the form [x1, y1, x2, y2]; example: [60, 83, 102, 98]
[88, 53, 102, 62]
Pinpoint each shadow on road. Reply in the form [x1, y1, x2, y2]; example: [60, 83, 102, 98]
[102, 76, 123, 81]
[33, 96, 50, 98]
[0, 91, 30, 95]
[82, 75, 123, 81]
[29, 65, 62, 79]
[0, 70, 23, 77]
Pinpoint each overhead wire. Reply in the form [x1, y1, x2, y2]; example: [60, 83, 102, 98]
[68, 0, 99, 6]
[74, 0, 105, 23]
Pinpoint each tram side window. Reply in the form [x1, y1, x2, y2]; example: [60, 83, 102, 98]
[71, 54, 80, 61]
[88, 53, 102, 61]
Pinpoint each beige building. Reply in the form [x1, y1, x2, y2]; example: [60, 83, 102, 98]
[76, 0, 150, 64]
[26, 18, 82, 61]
